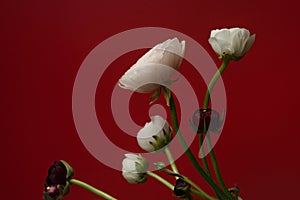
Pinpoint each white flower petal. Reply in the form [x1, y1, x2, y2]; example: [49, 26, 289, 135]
[118, 38, 185, 93]
[209, 27, 255, 59]
[208, 37, 222, 55]
[137, 115, 172, 152]
[242, 34, 256, 55]
[214, 29, 231, 41]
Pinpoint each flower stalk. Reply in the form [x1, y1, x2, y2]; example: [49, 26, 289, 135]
[167, 90, 229, 199]
[164, 147, 179, 174]
[202, 58, 233, 199]
[148, 171, 216, 200]
[69, 179, 117, 200]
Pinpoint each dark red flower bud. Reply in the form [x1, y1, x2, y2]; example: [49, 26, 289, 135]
[192, 108, 221, 133]
[173, 178, 190, 198]
[46, 161, 67, 186]
[43, 161, 73, 200]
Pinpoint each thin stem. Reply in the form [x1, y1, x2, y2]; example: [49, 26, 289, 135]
[168, 92, 229, 200]
[203, 58, 229, 109]
[147, 171, 174, 190]
[164, 147, 179, 174]
[190, 189, 216, 200]
[200, 133, 211, 177]
[202, 58, 233, 199]
[184, 177, 218, 200]
[206, 133, 230, 197]
[164, 168, 217, 200]
[148, 170, 215, 200]
[69, 179, 117, 200]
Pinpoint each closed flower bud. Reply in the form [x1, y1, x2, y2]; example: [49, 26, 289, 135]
[173, 178, 190, 198]
[43, 161, 73, 200]
[192, 108, 221, 133]
[122, 154, 148, 184]
[137, 115, 172, 152]
[119, 38, 185, 93]
[209, 28, 255, 60]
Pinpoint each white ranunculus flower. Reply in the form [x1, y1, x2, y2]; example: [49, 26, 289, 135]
[122, 153, 148, 184]
[137, 115, 172, 152]
[208, 28, 255, 60]
[118, 38, 185, 93]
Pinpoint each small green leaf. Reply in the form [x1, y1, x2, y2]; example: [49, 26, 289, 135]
[163, 87, 172, 107]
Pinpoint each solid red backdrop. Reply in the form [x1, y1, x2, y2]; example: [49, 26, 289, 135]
[1, 0, 299, 199]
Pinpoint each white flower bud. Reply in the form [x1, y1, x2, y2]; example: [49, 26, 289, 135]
[137, 115, 172, 152]
[122, 154, 148, 184]
[118, 38, 185, 93]
[208, 28, 255, 60]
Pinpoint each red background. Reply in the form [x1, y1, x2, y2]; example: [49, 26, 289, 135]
[1, 0, 299, 199]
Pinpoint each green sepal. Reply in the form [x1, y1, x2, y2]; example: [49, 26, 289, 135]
[43, 192, 54, 200]
[60, 160, 74, 179]
[149, 88, 162, 105]
[220, 54, 240, 61]
[153, 162, 166, 171]
[163, 87, 172, 107]
[63, 181, 71, 197]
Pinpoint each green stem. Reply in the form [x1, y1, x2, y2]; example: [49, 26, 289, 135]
[202, 58, 233, 199]
[148, 170, 215, 200]
[69, 179, 117, 200]
[164, 147, 179, 174]
[147, 171, 174, 190]
[168, 92, 228, 200]
[164, 169, 217, 200]
[206, 133, 231, 198]
[203, 58, 229, 109]
[200, 133, 211, 177]
[184, 177, 218, 200]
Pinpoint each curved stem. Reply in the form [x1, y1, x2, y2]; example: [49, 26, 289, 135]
[69, 179, 117, 200]
[147, 171, 174, 190]
[203, 59, 229, 109]
[168, 92, 228, 200]
[164, 147, 179, 174]
[202, 58, 233, 199]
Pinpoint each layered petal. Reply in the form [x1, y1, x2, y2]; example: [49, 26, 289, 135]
[137, 115, 172, 152]
[122, 154, 148, 184]
[209, 27, 255, 60]
[119, 38, 185, 93]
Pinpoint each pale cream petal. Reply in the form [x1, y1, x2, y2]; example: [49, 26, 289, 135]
[242, 34, 256, 55]
[208, 37, 222, 55]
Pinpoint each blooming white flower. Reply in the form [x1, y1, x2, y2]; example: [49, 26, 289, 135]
[137, 115, 172, 152]
[208, 28, 255, 60]
[122, 153, 148, 184]
[118, 38, 185, 93]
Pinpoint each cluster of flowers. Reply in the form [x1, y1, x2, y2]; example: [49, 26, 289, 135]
[43, 27, 255, 200]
